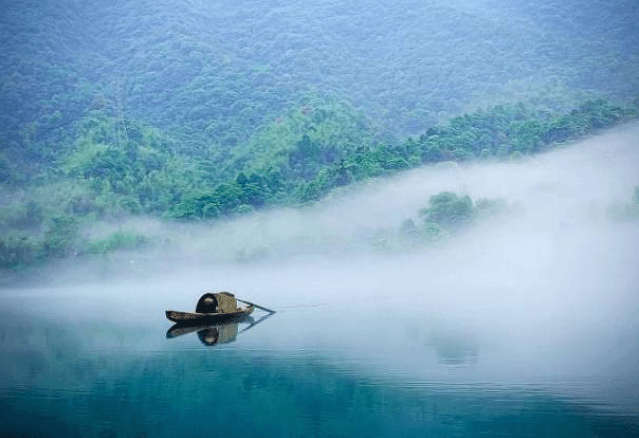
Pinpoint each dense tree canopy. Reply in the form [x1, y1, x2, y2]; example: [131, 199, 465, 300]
[2, 0, 638, 183]
[1, 96, 636, 269]
[1, 0, 638, 269]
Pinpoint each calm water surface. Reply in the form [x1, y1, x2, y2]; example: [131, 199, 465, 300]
[1, 256, 638, 438]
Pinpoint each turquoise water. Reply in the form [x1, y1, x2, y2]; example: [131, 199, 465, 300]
[1, 273, 638, 438]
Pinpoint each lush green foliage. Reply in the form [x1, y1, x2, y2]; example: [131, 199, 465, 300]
[86, 230, 149, 255]
[2, 0, 638, 186]
[1, 0, 638, 269]
[388, 192, 512, 249]
[288, 99, 636, 206]
[420, 192, 475, 229]
[0, 97, 635, 269]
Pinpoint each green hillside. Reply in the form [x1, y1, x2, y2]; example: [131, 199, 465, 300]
[2, 0, 638, 179]
[1, 0, 638, 269]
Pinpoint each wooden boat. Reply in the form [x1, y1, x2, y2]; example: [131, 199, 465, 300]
[166, 292, 274, 326]
[165, 305, 254, 324]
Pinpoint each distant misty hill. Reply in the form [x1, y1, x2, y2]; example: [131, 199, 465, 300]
[1, 0, 638, 164]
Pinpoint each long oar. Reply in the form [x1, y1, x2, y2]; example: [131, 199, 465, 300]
[237, 299, 276, 314]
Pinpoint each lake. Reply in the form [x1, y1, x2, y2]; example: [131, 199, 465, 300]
[1, 246, 638, 438]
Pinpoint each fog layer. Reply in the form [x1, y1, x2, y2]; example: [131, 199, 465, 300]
[146, 122, 639, 266]
[13, 123, 637, 287]
[2, 124, 638, 409]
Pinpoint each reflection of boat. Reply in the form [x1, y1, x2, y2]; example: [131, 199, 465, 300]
[166, 319, 251, 346]
[165, 292, 260, 324]
[166, 312, 275, 346]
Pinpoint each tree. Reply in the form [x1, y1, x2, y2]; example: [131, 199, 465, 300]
[419, 192, 474, 228]
[44, 216, 78, 257]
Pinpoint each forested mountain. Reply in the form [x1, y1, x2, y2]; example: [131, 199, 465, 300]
[1, 0, 638, 268]
[2, 0, 638, 171]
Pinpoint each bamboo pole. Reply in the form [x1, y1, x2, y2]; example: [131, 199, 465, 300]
[237, 299, 276, 314]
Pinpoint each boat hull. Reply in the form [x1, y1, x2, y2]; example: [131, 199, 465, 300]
[165, 306, 254, 324]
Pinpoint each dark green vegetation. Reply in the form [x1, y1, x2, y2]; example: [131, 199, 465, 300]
[386, 192, 513, 249]
[1, 99, 636, 268]
[1, 0, 639, 269]
[3, 0, 638, 158]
